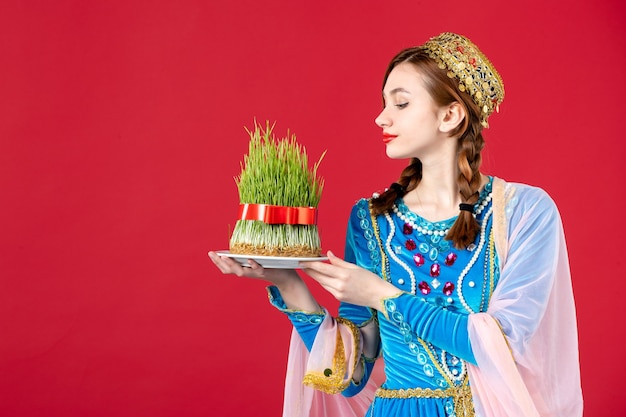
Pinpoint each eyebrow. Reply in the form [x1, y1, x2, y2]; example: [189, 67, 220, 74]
[383, 87, 411, 98]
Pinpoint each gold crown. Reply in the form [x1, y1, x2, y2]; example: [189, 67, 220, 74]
[423, 32, 505, 127]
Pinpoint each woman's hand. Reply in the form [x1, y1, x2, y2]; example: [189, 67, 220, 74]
[300, 251, 400, 310]
[208, 251, 322, 312]
[208, 251, 296, 286]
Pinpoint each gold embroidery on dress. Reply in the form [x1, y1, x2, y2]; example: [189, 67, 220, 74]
[376, 383, 475, 417]
[302, 330, 348, 394]
[302, 317, 361, 394]
[368, 200, 400, 321]
[337, 317, 362, 381]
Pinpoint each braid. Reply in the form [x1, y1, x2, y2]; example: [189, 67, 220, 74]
[370, 158, 422, 215]
[446, 126, 485, 248]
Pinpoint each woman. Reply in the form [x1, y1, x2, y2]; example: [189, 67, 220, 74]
[209, 32, 582, 417]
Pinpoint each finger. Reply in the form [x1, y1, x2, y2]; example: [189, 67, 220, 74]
[208, 252, 232, 273]
[208, 251, 232, 268]
[300, 260, 338, 276]
[247, 259, 266, 277]
[304, 268, 347, 301]
[248, 259, 262, 269]
[304, 270, 337, 294]
[209, 252, 248, 276]
[302, 266, 346, 294]
[221, 257, 247, 276]
[326, 250, 355, 268]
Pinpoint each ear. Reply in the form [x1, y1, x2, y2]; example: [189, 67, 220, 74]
[439, 102, 466, 134]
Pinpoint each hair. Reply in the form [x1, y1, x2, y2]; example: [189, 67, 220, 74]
[369, 47, 486, 249]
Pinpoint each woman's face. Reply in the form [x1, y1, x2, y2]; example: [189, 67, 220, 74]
[375, 63, 448, 161]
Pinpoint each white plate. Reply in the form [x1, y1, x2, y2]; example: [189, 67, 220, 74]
[213, 250, 328, 269]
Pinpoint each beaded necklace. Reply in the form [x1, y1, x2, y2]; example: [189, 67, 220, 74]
[383, 210, 417, 294]
[393, 189, 492, 238]
[456, 206, 493, 314]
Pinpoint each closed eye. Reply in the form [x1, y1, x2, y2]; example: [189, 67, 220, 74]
[395, 103, 409, 109]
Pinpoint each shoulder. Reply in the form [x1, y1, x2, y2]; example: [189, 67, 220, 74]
[496, 178, 560, 221]
[348, 197, 372, 216]
[506, 181, 556, 207]
[346, 197, 372, 226]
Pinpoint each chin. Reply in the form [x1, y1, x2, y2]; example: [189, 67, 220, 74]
[385, 149, 410, 160]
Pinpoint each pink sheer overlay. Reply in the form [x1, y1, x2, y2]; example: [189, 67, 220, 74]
[467, 178, 583, 416]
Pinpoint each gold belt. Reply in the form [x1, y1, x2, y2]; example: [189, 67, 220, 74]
[375, 385, 474, 416]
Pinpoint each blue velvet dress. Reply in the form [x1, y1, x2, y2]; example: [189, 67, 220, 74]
[270, 178, 498, 416]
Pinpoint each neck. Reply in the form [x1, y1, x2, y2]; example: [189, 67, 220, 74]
[404, 154, 484, 222]
[419, 158, 459, 202]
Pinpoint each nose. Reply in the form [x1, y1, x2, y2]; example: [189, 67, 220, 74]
[375, 107, 391, 128]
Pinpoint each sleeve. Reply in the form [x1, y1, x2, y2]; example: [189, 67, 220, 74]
[267, 285, 326, 351]
[466, 184, 583, 417]
[488, 186, 559, 355]
[380, 292, 476, 364]
[268, 285, 379, 398]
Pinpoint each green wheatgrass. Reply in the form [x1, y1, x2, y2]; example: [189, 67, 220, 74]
[229, 121, 326, 257]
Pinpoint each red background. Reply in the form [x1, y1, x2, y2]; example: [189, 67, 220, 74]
[1, 1, 624, 416]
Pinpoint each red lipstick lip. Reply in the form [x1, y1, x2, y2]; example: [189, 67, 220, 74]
[382, 133, 397, 144]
